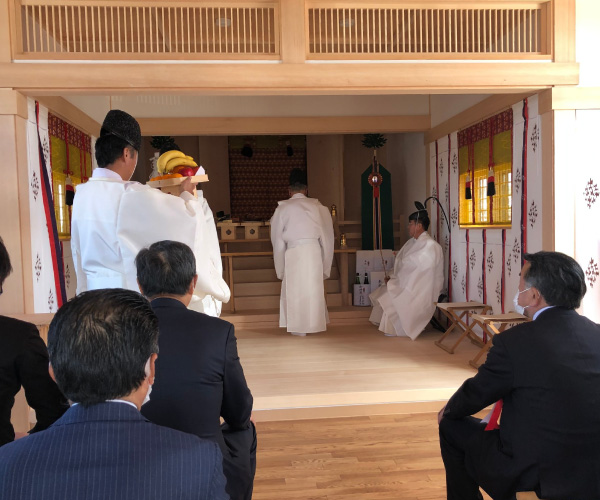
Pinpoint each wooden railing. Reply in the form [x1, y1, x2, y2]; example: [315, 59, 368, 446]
[14, 0, 279, 59]
[10, 0, 557, 61]
[306, 2, 549, 59]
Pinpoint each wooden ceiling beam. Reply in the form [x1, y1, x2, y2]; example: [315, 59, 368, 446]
[138, 115, 431, 136]
[0, 61, 579, 94]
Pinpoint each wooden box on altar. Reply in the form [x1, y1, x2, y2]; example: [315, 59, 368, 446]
[218, 221, 239, 240]
[242, 222, 263, 240]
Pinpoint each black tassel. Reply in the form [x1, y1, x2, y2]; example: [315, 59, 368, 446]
[65, 176, 75, 206]
[487, 166, 496, 197]
[465, 172, 472, 200]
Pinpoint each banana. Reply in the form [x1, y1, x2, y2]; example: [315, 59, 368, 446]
[157, 150, 186, 174]
[185, 155, 194, 161]
[165, 157, 198, 173]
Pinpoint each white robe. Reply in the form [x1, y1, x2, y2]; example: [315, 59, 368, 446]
[71, 169, 230, 316]
[369, 231, 444, 339]
[270, 193, 334, 334]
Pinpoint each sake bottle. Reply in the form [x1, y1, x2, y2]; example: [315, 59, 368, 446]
[364, 273, 369, 285]
[355, 273, 361, 284]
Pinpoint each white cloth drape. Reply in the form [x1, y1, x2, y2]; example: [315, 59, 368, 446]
[279, 241, 329, 333]
[574, 110, 600, 323]
[26, 99, 61, 312]
[71, 173, 229, 316]
[270, 194, 334, 334]
[369, 232, 444, 339]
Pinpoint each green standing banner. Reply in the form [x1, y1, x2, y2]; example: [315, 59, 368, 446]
[361, 163, 394, 250]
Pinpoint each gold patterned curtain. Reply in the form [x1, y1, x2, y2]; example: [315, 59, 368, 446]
[48, 113, 92, 237]
[458, 109, 513, 226]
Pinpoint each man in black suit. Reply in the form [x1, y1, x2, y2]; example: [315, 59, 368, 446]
[0, 236, 68, 446]
[438, 251, 600, 500]
[137, 240, 256, 500]
[0, 288, 229, 500]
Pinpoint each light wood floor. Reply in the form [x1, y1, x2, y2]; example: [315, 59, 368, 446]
[235, 310, 492, 498]
[235, 316, 483, 420]
[253, 412, 493, 500]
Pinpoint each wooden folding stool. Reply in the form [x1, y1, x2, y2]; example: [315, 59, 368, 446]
[468, 312, 530, 368]
[434, 302, 492, 354]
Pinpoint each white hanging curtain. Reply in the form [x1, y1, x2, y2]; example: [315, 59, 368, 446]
[26, 98, 66, 312]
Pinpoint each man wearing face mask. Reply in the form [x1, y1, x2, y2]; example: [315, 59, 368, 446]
[0, 289, 229, 500]
[438, 251, 600, 500]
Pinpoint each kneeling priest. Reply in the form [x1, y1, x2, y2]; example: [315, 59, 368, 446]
[369, 208, 443, 339]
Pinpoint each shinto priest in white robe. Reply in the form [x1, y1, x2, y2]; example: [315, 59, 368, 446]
[270, 193, 335, 334]
[71, 167, 230, 316]
[369, 231, 443, 339]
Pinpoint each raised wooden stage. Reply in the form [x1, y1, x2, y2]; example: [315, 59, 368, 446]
[222, 307, 479, 422]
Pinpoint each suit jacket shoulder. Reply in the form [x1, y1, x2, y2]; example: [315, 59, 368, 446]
[0, 403, 229, 500]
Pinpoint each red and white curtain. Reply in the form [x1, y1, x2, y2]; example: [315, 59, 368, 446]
[26, 99, 67, 312]
[429, 95, 543, 315]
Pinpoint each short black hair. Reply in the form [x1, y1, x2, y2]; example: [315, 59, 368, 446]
[523, 251, 587, 309]
[289, 168, 307, 191]
[409, 210, 430, 231]
[0, 236, 12, 286]
[47, 289, 159, 407]
[95, 134, 136, 169]
[135, 240, 196, 298]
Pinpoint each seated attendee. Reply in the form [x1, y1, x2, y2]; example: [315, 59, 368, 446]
[439, 252, 600, 500]
[0, 237, 68, 447]
[0, 289, 229, 500]
[369, 209, 444, 338]
[137, 241, 255, 500]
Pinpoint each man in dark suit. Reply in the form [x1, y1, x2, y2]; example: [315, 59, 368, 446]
[0, 236, 68, 447]
[137, 240, 256, 500]
[0, 288, 229, 500]
[439, 251, 600, 500]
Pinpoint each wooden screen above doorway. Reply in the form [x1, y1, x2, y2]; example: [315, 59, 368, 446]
[229, 136, 306, 221]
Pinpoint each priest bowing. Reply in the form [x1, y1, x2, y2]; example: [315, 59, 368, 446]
[369, 209, 444, 339]
[270, 169, 334, 336]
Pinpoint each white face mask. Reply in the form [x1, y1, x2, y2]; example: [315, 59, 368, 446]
[513, 287, 531, 315]
[142, 358, 152, 406]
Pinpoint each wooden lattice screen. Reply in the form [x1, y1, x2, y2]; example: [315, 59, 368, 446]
[307, 4, 548, 58]
[17, 1, 279, 57]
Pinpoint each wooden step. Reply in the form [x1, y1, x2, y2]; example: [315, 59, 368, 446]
[232, 256, 275, 270]
[228, 292, 351, 311]
[221, 305, 371, 329]
[234, 267, 340, 283]
[234, 280, 340, 297]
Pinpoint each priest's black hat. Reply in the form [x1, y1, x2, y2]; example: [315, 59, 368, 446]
[100, 110, 142, 151]
[289, 168, 307, 188]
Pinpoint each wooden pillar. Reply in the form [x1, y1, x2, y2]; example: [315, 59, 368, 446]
[0, 89, 32, 315]
[0, 0, 14, 63]
[552, 0, 576, 63]
[280, 0, 306, 64]
[227, 255, 235, 313]
[340, 251, 349, 306]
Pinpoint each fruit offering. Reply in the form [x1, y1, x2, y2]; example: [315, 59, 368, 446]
[149, 173, 183, 182]
[156, 150, 199, 175]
